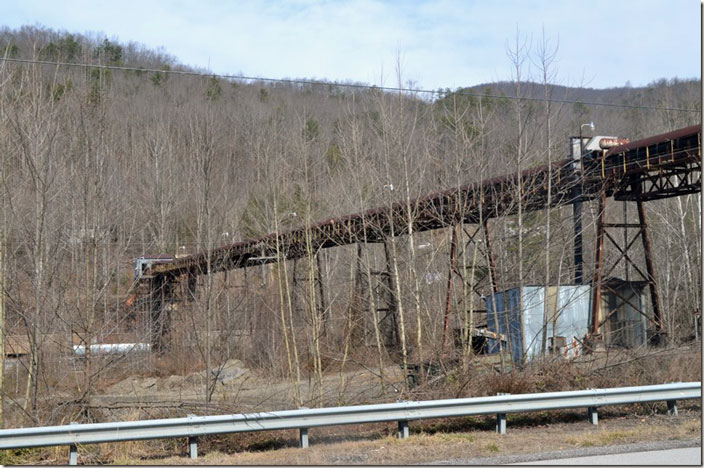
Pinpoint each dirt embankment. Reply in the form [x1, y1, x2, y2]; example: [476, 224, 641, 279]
[97, 359, 406, 418]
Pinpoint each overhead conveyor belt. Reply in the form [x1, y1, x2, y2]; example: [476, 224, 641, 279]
[147, 124, 701, 280]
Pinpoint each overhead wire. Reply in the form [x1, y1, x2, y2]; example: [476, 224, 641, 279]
[0, 57, 700, 114]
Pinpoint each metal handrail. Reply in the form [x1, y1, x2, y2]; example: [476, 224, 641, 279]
[0, 382, 699, 464]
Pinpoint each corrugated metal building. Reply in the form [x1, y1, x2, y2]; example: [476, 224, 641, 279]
[598, 278, 648, 348]
[486, 285, 591, 364]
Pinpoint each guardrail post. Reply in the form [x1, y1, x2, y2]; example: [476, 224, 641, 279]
[296, 406, 310, 448]
[69, 443, 78, 466]
[667, 400, 678, 416]
[69, 422, 78, 465]
[588, 406, 598, 425]
[299, 428, 309, 448]
[189, 436, 198, 459]
[186, 414, 198, 458]
[496, 413, 507, 434]
[495, 392, 509, 434]
[398, 420, 409, 439]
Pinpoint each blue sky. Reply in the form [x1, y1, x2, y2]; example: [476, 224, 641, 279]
[2, 0, 701, 90]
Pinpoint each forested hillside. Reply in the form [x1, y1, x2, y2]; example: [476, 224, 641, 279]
[0, 25, 700, 429]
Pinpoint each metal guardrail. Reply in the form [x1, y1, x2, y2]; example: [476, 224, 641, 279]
[0, 382, 699, 464]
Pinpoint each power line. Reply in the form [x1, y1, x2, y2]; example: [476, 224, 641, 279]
[1, 57, 700, 114]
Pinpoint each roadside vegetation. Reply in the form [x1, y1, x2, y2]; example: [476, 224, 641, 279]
[0, 25, 700, 463]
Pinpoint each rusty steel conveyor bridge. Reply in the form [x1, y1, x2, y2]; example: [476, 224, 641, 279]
[147, 125, 700, 276]
[138, 124, 701, 347]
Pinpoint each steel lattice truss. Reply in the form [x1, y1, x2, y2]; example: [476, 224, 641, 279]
[147, 125, 701, 281]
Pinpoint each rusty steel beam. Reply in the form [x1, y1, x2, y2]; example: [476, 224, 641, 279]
[601, 124, 701, 200]
[482, 221, 499, 294]
[590, 189, 607, 336]
[637, 201, 664, 337]
[147, 125, 701, 281]
[441, 225, 459, 352]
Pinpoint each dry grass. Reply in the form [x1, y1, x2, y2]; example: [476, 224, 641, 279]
[12, 345, 702, 464]
[132, 410, 700, 465]
[30, 406, 701, 465]
[448, 345, 701, 399]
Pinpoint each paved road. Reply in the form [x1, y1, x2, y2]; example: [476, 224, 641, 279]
[429, 438, 701, 465]
[515, 447, 701, 465]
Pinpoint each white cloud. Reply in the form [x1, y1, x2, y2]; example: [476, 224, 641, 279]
[2, 0, 700, 90]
